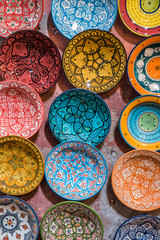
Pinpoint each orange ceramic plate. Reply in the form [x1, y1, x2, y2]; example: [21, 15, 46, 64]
[119, 95, 160, 151]
[63, 29, 127, 93]
[128, 35, 160, 96]
[112, 149, 160, 211]
[0, 135, 44, 195]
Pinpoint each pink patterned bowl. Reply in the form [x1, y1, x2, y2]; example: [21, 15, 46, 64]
[0, 80, 44, 138]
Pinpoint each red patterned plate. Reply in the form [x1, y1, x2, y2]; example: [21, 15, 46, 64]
[0, 80, 44, 138]
[0, 0, 44, 38]
[0, 30, 62, 94]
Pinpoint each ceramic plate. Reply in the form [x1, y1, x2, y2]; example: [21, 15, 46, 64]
[128, 35, 160, 96]
[114, 215, 160, 239]
[51, 0, 118, 39]
[41, 201, 103, 240]
[0, 135, 44, 195]
[112, 149, 160, 211]
[45, 141, 107, 200]
[63, 29, 127, 93]
[49, 89, 111, 145]
[0, 0, 43, 38]
[119, 95, 160, 150]
[0, 30, 62, 94]
[0, 81, 44, 138]
[0, 196, 39, 240]
[118, 0, 160, 36]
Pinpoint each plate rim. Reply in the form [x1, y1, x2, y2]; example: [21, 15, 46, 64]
[0, 135, 45, 195]
[48, 88, 111, 146]
[127, 34, 160, 96]
[111, 149, 160, 211]
[0, 195, 39, 240]
[40, 201, 104, 240]
[118, 0, 160, 36]
[119, 94, 160, 150]
[0, 80, 44, 138]
[62, 29, 127, 93]
[51, 0, 118, 39]
[114, 214, 160, 239]
[45, 140, 108, 201]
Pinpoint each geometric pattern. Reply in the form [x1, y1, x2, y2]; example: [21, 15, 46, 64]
[49, 89, 111, 145]
[114, 215, 160, 240]
[41, 202, 103, 240]
[63, 29, 127, 93]
[112, 150, 160, 211]
[0, 81, 44, 138]
[0, 31, 62, 94]
[45, 141, 107, 200]
[51, 0, 118, 39]
[0, 196, 39, 240]
[0, 0, 43, 38]
[0, 135, 44, 195]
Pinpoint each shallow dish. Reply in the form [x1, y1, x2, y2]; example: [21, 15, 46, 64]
[63, 29, 127, 93]
[118, 0, 160, 36]
[0, 0, 43, 38]
[112, 149, 160, 211]
[0, 30, 62, 94]
[0, 81, 44, 138]
[128, 35, 160, 96]
[0, 135, 44, 195]
[114, 215, 160, 239]
[49, 89, 111, 145]
[0, 196, 39, 240]
[45, 141, 107, 200]
[41, 201, 103, 240]
[51, 0, 118, 39]
[119, 95, 160, 150]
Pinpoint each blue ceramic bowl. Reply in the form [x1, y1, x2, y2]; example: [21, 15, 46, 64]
[48, 89, 111, 145]
[114, 215, 160, 240]
[45, 141, 107, 200]
[51, 0, 118, 39]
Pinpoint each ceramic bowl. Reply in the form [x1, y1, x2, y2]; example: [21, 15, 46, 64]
[119, 95, 160, 150]
[45, 141, 107, 200]
[0, 80, 44, 138]
[0, 195, 39, 240]
[41, 201, 103, 240]
[0, 30, 62, 94]
[0, 0, 43, 38]
[128, 35, 160, 96]
[118, 0, 160, 36]
[51, 0, 118, 39]
[48, 89, 111, 146]
[63, 29, 127, 93]
[0, 135, 44, 195]
[112, 149, 160, 211]
[114, 215, 160, 239]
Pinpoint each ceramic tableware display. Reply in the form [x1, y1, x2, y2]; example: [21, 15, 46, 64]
[48, 89, 111, 145]
[0, 135, 44, 195]
[51, 0, 118, 39]
[118, 0, 160, 36]
[119, 95, 160, 150]
[41, 201, 103, 239]
[114, 215, 160, 239]
[0, 81, 44, 138]
[0, 30, 62, 94]
[0, 0, 43, 38]
[128, 35, 160, 96]
[0, 196, 39, 240]
[63, 29, 127, 93]
[112, 149, 160, 211]
[45, 141, 107, 200]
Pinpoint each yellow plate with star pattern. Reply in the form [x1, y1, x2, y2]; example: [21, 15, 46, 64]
[63, 29, 127, 93]
[0, 135, 44, 195]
